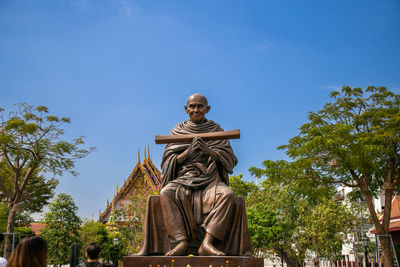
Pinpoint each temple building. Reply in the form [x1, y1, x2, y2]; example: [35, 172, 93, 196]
[98, 149, 161, 224]
[370, 195, 400, 243]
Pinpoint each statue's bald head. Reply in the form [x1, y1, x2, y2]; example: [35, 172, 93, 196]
[185, 93, 211, 124]
[187, 93, 208, 106]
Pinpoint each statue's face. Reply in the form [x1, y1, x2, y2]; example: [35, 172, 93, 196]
[185, 95, 210, 124]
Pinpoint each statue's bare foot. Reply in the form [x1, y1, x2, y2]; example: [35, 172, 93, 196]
[198, 240, 226, 256]
[165, 240, 189, 256]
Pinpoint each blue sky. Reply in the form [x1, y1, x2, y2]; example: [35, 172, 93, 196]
[1, 0, 399, 220]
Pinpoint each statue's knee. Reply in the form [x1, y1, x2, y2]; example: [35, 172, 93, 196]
[160, 187, 169, 198]
[160, 186, 174, 199]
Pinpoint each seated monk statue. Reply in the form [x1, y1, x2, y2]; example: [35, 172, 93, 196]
[159, 93, 238, 256]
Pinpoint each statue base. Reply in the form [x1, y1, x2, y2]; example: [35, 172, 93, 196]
[123, 255, 264, 267]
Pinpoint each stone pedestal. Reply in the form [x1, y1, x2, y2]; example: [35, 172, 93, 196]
[123, 256, 264, 267]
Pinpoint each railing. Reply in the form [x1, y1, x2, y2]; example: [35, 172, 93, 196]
[333, 261, 380, 267]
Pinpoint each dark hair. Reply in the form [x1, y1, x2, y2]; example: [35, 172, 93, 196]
[86, 243, 100, 260]
[6, 236, 48, 267]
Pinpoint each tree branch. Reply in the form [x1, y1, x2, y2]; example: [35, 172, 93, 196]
[13, 164, 37, 205]
[0, 176, 11, 200]
[349, 169, 361, 184]
[11, 170, 21, 204]
[2, 146, 16, 172]
[335, 179, 358, 188]
[23, 147, 40, 162]
[361, 184, 383, 233]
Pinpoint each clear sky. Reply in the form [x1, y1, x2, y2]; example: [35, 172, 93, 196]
[1, 0, 399, 220]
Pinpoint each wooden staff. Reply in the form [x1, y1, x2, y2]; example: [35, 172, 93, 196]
[155, 129, 240, 144]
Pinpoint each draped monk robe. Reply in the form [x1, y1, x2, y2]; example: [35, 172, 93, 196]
[138, 119, 252, 256]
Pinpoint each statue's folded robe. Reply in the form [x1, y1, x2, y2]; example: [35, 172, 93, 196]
[137, 195, 253, 256]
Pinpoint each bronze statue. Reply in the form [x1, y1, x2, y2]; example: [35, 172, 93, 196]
[137, 93, 252, 257]
[159, 93, 238, 256]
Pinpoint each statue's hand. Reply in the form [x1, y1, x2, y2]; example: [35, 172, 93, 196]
[176, 137, 199, 164]
[193, 136, 209, 153]
[187, 136, 201, 154]
[177, 136, 218, 164]
[194, 137, 217, 159]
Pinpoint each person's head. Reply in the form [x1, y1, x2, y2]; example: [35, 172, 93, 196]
[184, 93, 210, 124]
[7, 235, 48, 267]
[86, 243, 101, 260]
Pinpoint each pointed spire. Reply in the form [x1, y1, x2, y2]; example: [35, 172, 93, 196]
[138, 148, 141, 164]
[147, 144, 150, 160]
[106, 198, 118, 233]
[144, 146, 147, 160]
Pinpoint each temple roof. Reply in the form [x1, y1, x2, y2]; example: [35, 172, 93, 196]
[390, 195, 400, 219]
[370, 195, 400, 234]
[98, 149, 161, 222]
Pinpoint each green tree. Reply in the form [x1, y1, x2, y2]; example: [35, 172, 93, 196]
[14, 211, 34, 227]
[0, 165, 58, 229]
[0, 103, 92, 258]
[0, 203, 8, 234]
[229, 174, 259, 199]
[14, 226, 35, 238]
[116, 179, 160, 254]
[79, 220, 109, 260]
[40, 193, 82, 265]
[0, 203, 34, 235]
[301, 198, 355, 260]
[0, 166, 58, 214]
[100, 231, 124, 263]
[256, 86, 399, 267]
[229, 175, 285, 255]
[232, 170, 357, 266]
[230, 175, 291, 259]
[247, 203, 284, 252]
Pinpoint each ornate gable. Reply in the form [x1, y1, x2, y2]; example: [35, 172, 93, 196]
[98, 149, 161, 223]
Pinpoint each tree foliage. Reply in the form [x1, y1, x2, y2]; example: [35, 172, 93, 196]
[116, 179, 161, 255]
[79, 220, 109, 260]
[302, 199, 355, 259]
[247, 202, 284, 251]
[229, 175, 286, 253]
[229, 174, 259, 199]
[0, 165, 58, 213]
[252, 86, 400, 267]
[101, 231, 125, 263]
[40, 193, 82, 265]
[14, 226, 35, 238]
[0, 103, 92, 258]
[80, 220, 108, 251]
[230, 171, 357, 266]
[79, 220, 126, 263]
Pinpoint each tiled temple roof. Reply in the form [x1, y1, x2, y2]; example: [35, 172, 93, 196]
[98, 148, 161, 222]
